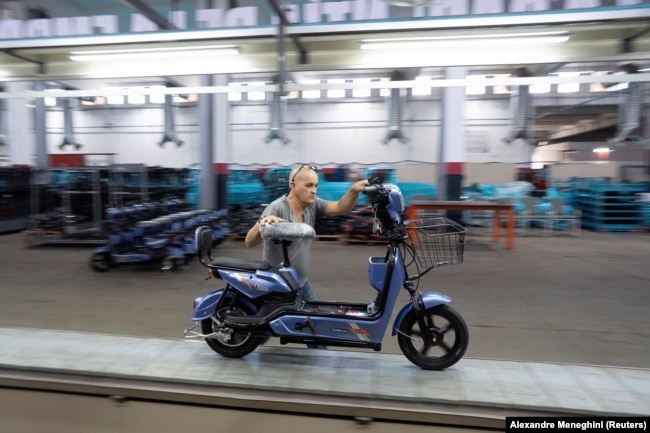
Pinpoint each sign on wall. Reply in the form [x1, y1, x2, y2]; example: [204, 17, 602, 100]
[1, 0, 649, 42]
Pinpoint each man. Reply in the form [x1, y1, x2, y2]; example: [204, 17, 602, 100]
[245, 164, 369, 302]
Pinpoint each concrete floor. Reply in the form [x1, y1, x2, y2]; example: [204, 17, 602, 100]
[0, 226, 649, 368]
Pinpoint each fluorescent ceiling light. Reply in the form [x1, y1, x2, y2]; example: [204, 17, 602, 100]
[70, 45, 238, 61]
[360, 31, 569, 50]
[593, 147, 611, 153]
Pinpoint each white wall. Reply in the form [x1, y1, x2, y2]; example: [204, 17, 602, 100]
[47, 105, 201, 168]
[37, 93, 535, 173]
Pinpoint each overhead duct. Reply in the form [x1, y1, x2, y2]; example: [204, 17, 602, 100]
[383, 69, 409, 144]
[264, 9, 292, 145]
[610, 82, 643, 143]
[59, 98, 82, 150]
[608, 65, 643, 143]
[505, 68, 533, 143]
[159, 94, 184, 147]
[265, 75, 291, 145]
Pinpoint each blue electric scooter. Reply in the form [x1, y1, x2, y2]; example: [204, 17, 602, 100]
[184, 181, 469, 370]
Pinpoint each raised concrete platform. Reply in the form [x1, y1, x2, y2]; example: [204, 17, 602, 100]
[0, 327, 647, 428]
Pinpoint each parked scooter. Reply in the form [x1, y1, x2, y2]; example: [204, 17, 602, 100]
[184, 181, 469, 370]
[89, 219, 185, 272]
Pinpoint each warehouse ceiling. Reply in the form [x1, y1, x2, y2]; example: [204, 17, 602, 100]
[1, 0, 650, 144]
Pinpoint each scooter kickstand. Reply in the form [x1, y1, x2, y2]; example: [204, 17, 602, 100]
[294, 317, 317, 334]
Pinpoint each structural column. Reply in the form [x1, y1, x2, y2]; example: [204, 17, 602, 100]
[199, 74, 230, 210]
[5, 81, 47, 167]
[438, 67, 466, 220]
[212, 74, 230, 210]
[198, 75, 216, 209]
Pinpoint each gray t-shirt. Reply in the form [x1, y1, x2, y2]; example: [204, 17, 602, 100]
[260, 195, 328, 286]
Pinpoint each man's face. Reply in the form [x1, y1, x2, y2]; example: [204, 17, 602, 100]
[291, 169, 318, 204]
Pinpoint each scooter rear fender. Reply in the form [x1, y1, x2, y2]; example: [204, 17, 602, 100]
[190, 289, 258, 321]
[391, 291, 452, 336]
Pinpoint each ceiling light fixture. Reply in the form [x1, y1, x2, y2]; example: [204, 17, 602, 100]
[360, 31, 570, 50]
[70, 45, 239, 61]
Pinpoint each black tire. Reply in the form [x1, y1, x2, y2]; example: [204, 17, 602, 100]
[397, 304, 468, 370]
[200, 300, 263, 358]
[161, 255, 177, 271]
[90, 252, 112, 272]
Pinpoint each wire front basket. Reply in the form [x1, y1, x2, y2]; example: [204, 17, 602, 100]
[407, 217, 467, 269]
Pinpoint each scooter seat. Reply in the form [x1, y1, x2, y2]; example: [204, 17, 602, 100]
[210, 256, 271, 272]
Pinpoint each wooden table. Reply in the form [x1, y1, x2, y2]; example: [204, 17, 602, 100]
[406, 200, 516, 250]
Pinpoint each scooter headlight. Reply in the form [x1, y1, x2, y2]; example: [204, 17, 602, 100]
[384, 184, 404, 224]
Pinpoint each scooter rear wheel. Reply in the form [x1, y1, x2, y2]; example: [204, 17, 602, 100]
[397, 304, 468, 370]
[89, 252, 112, 272]
[201, 301, 264, 358]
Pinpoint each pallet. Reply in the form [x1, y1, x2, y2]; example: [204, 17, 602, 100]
[581, 223, 646, 233]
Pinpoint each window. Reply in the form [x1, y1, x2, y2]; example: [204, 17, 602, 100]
[107, 94, 124, 105]
[302, 79, 321, 99]
[127, 89, 146, 104]
[412, 76, 431, 96]
[465, 75, 486, 95]
[529, 82, 551, 94]
[149, 86, 166, 104]
[327, 79, 346, 98]
[556, 72, 580, 93]
[352, 78, 372, 98]
[227, 83, 242, 101]
[246, 82, 266, 101]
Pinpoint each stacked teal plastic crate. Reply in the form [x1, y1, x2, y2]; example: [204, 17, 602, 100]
[573, 180, 646, 232]
[642, 196, 650, 229]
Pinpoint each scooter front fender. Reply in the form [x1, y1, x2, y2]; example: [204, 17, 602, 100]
[391, 291, 452, 336]
[189, 289, 258, 321]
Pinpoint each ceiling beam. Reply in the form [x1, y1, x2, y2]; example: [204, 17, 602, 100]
[121, 0, 175, 30]
[267, 0, 308, 64]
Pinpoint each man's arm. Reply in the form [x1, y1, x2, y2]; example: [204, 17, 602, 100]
[244, 220, 264, 247]
[325, 179, 369, 215]
[245, 214, 286, 247]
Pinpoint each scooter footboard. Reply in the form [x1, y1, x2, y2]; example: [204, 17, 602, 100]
[391, 291, 452, 336]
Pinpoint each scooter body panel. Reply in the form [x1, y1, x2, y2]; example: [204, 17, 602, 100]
[390, 292, 452, 336]
[269, 251, 407, 345]
[190, 288, 259, 321]
[270, 314, 386, 345]
[219, 268, 295, 300]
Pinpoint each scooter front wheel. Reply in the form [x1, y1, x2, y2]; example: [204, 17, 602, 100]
[201, 302, 264, 358]
[397, 304, 468, 371]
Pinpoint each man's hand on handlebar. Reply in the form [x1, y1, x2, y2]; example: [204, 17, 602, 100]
[362, 177, 386, 195]
[259, 215, 287, 227]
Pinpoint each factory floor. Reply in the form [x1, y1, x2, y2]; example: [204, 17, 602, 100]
[0, 225, 649, 422]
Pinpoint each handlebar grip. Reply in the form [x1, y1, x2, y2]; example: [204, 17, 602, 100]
[362, 184, 382, 195]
